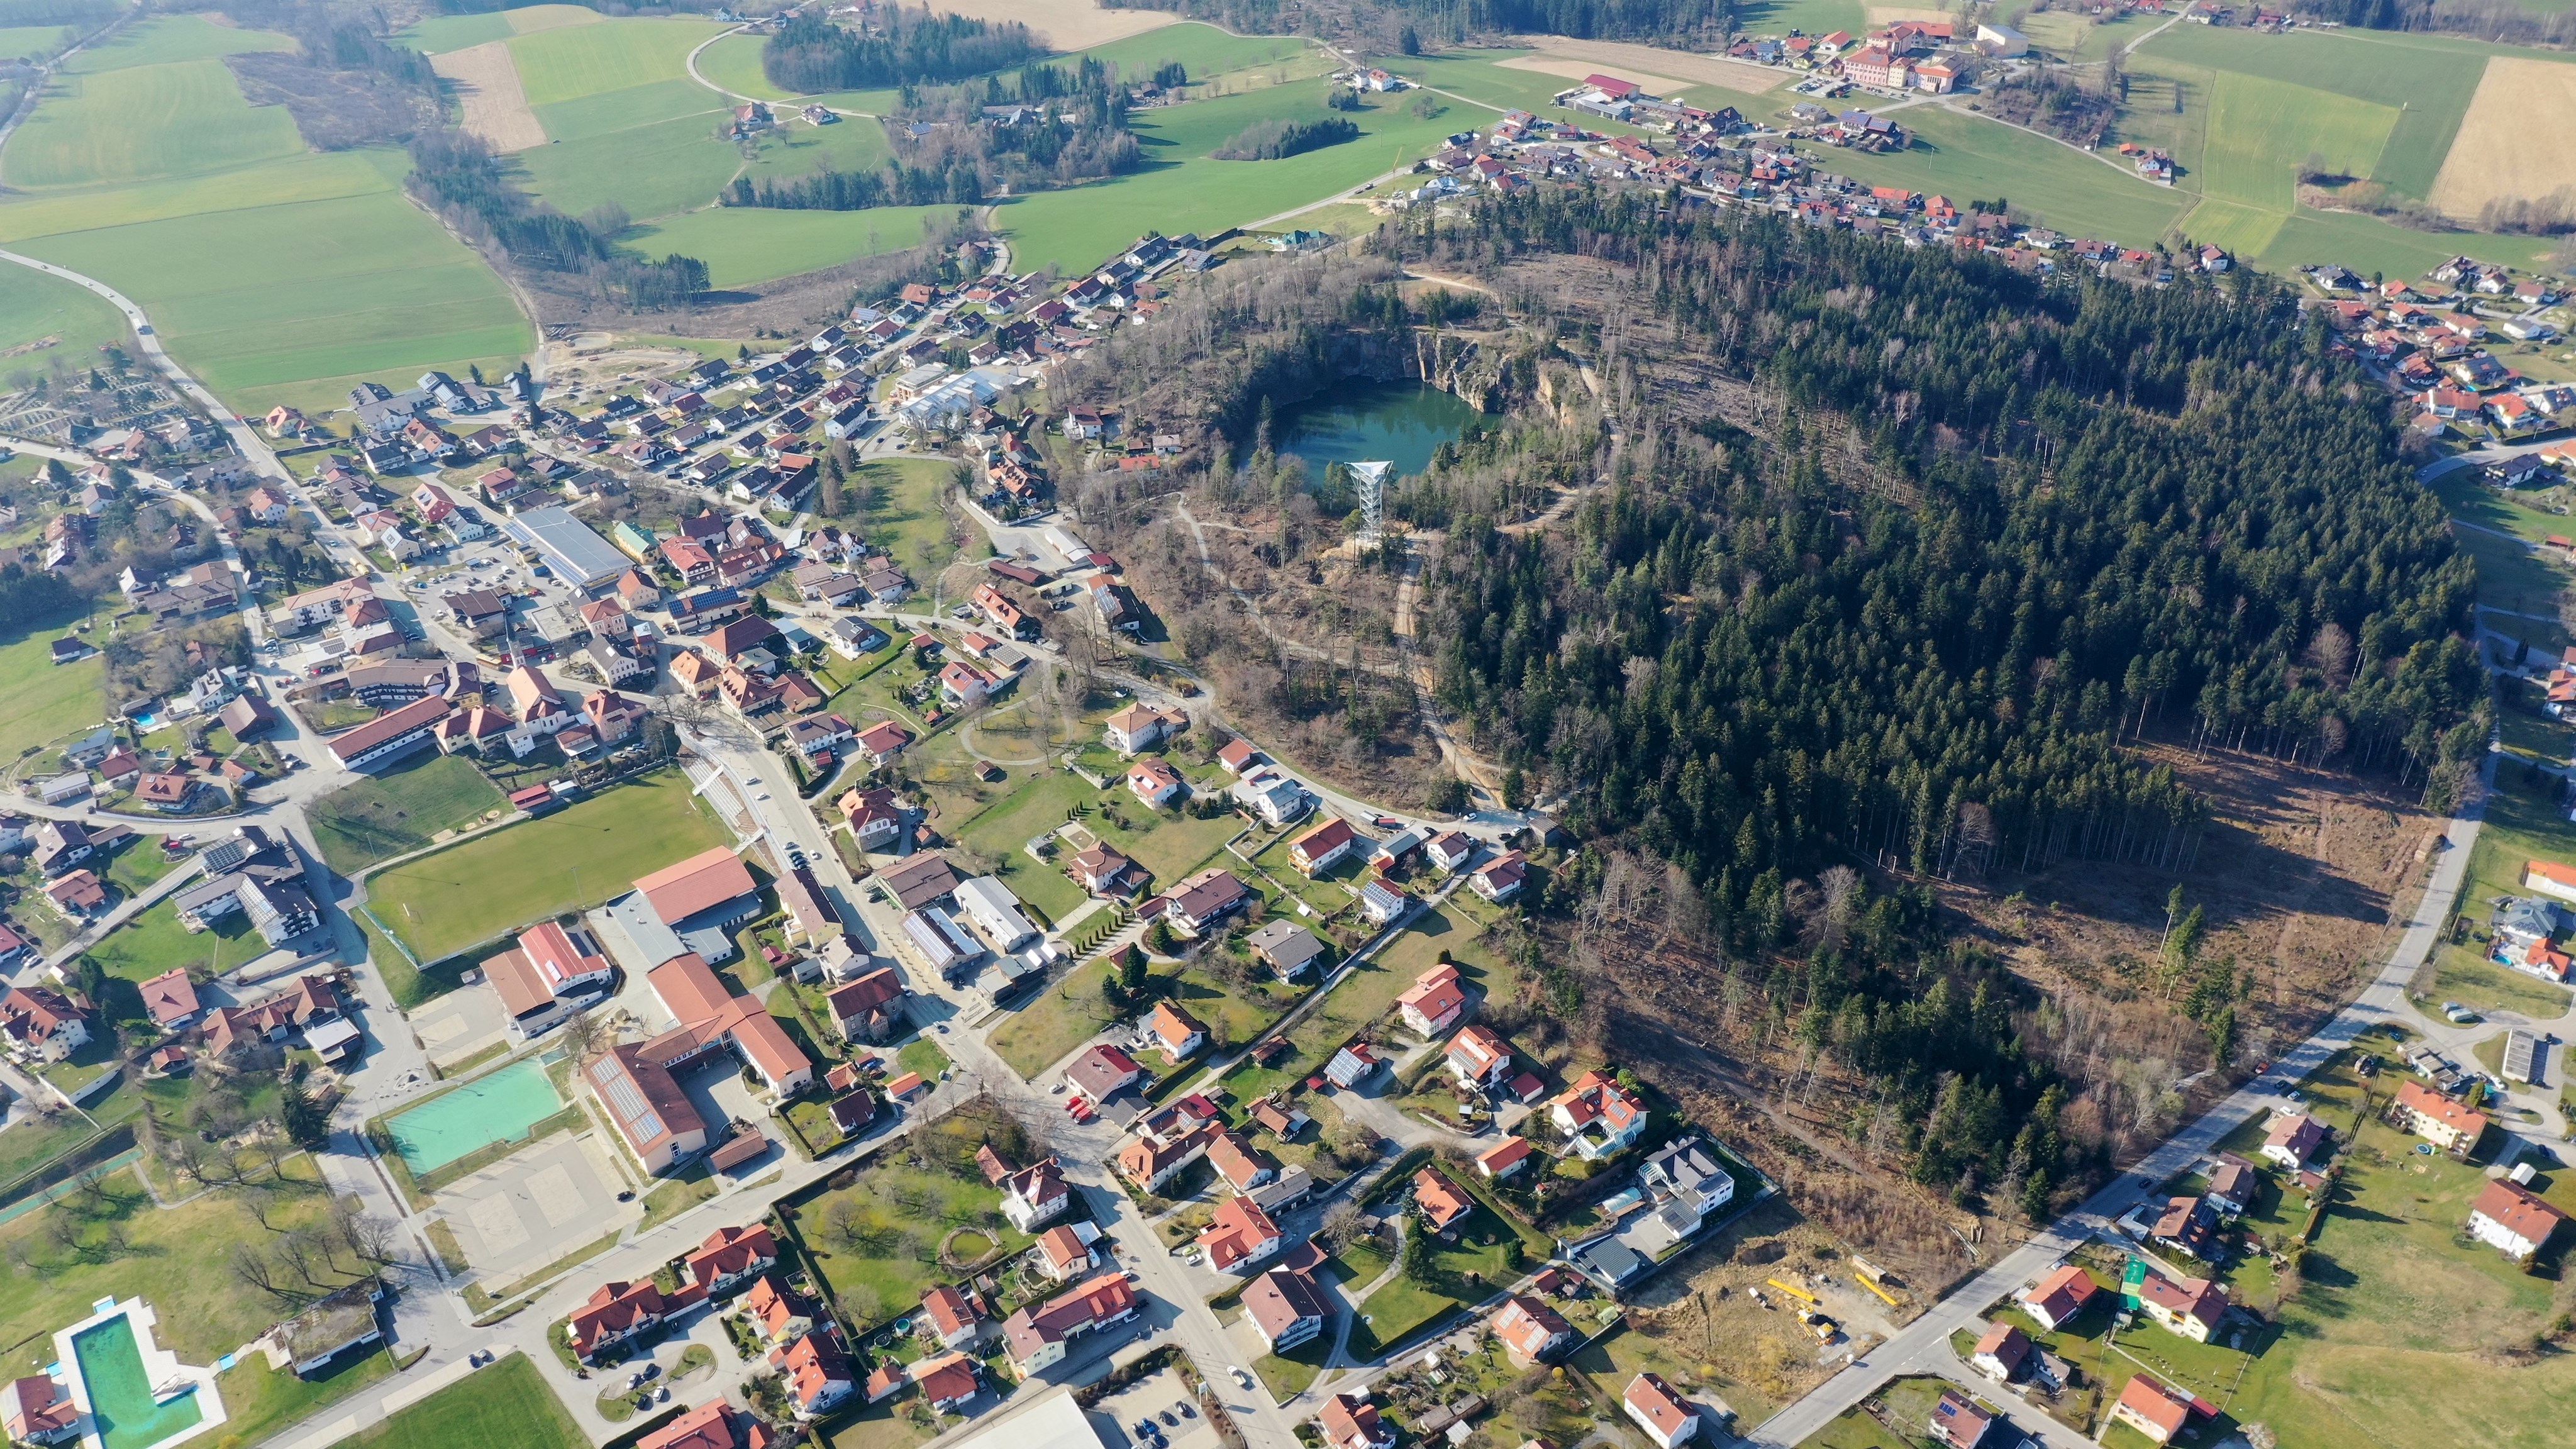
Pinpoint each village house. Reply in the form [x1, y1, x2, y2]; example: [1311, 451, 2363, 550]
[1196, 1193, 1285, 1273]
[1552, 1070, 1650, 1159]
[1245, 1263, 1331, 1352]
[1624, 1374, 1697, 1449]
[1397, 962, 1469, 1035]
[2260, 1113, 2329, 1170]
[2394, 1079, 2488, 1153]
[1289, 816, 1359, 876]
[1104, 701, 1187, 754]
[1126, 756, 1186, 808]
[2109, 1373, 2197, 1445]
[1969, 1321, 2030, 1382]
[999, 1272, 1138, 1372]
[2134, 1267, 2225, 1342]
[1321, 1394, 1396, 1449]
[2014, 1263, 2099, 1331]
[1246, 919, 1327, 980]
[1493, 1294, 1576, 1365]
[2468, 1177, 2568, 1260]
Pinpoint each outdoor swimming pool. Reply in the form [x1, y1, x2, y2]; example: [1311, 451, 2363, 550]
[72, 1316, 201, 1449]
[384, 1057, 565, 1175]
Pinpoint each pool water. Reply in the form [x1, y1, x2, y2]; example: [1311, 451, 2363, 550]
[72, 1316, 201, 1449]
[384, 1058, 565, 1174]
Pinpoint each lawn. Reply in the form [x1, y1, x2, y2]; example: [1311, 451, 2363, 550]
[365, 768, 734, 962]
[2424, 947, 2573, 1019]
[1789, 108, 2190, 253]
[989, 955, 1119, 1080]
[1794, 1375, 1950, 1449]
[852, 457, 969, 585]
[1346, 1203, 1538, 1360]
[1732, 0, 1866, 36]
[2428, 762, 2576, 996]
[80, 898, 262, 985]
[0, 1155, 365, 1372]
[0, 262, 130, 379]
[692, 33, 798, 103]
[341, 1352, 586, 1449]
[995, 84, 1465, 276]
[308, 752, 509, 875]
[213, 1346, 397, 1449]
[784, 1127, 1031, 1326]
[0, 614, 105, 762]
[1094, 807, 1245, 891]
[953, 769, 1105, 924]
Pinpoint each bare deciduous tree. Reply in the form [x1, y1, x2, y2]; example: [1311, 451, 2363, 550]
[233, 1245, 290, 1301]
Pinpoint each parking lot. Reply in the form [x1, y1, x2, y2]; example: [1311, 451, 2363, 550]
[1082, 1366, 1219, 1449]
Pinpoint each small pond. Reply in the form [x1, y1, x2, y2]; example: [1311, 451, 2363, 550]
[1276, 379, 1482, 480]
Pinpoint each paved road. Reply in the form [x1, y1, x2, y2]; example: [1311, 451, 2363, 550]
[1746, 760, 2490, 1446]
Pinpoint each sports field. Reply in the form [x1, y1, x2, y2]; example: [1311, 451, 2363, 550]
[0, 14, 531, 414]
[365, 769, 735, 963]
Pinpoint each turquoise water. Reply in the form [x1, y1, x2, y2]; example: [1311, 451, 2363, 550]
[1277, 379, 1482, 480]
[72, 1317, 201, 1449]
[384, 1058, 564, 1174]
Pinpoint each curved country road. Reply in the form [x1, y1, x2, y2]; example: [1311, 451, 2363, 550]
[0, 247, 305, 491]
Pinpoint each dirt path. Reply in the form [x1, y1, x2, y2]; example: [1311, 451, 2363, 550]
[432, 40, 548, 152]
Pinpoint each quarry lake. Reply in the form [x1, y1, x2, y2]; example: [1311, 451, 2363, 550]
[1278, 379, 1482, 479]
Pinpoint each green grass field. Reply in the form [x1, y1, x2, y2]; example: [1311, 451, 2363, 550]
[62, 11, 292, 74]
[999, 84, 1461, 275]
[365, 768, 733, 962]
[0, 1155, 365, 1373]
[628, 203, 953, 290]
[2180, 70, 2397, 256]
[0, 16, 533, 414]
[691, 32, 797, 103]
[1397, 48, 1761, 134]
[1, 55, 303, 191]
[308, 752, 509, 875]
[0, 614, 105, 762]
[342, 1352, 586, 1449]
[403, 1, 604, 55]
[82, 899, 262, 985]
[1800, 107, 2190, 249]
[0, 23, 70, 62]
[2015, 10, 2153, 64]
[0, 263, 130, 382]
[504, 15, 728, 109]
[2135, 24, 2509, 201]
[1733, 0, 1865, 35]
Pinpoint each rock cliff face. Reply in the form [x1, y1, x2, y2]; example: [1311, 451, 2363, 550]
[1262, 326, 1526, 419]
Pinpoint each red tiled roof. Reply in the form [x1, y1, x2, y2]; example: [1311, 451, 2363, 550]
[2472, 1178, 2569, 1246]
[635, 847, 755, 924]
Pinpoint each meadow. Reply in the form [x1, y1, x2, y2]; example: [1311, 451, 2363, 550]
[399, 1, 604, 56]
[2135, 23, 2502, 201]
[0, 613, 105, 762]
[0, 14, 531, 414]
[365, 767, 734, 962]
[999, 84, 1461, 274]
[0, 265, 128, 385]
[308, 752, 509, 875]
[1796, 108, 2190, 247]
[2179, 70, 2398, 257]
